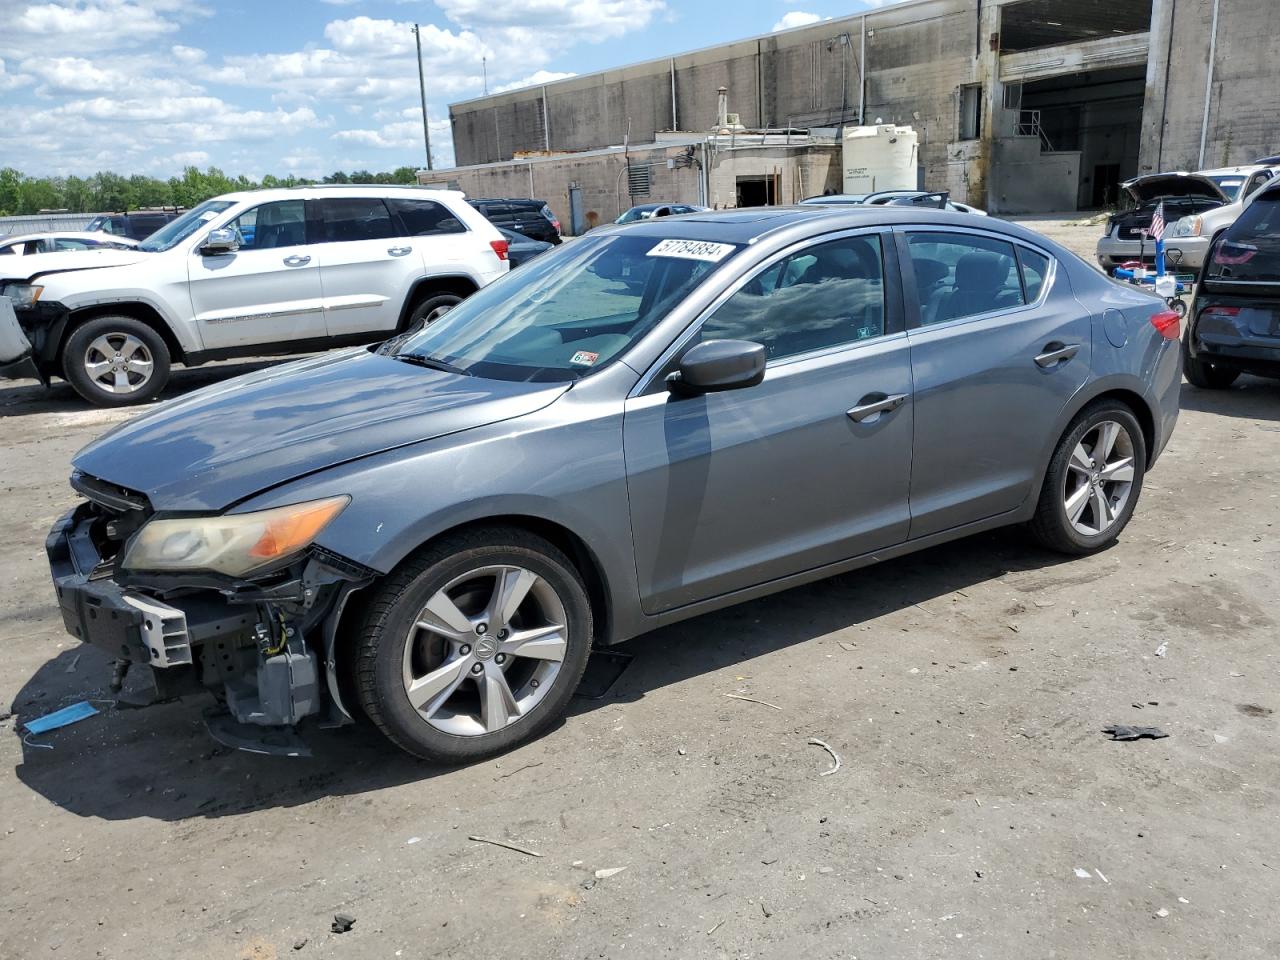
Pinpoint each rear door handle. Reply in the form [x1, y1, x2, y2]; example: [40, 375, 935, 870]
[283, 254, 311, 267]
[1035, 342, 1080, 368]
[847, 392, 908, 423]
[388, 246, 412, 256]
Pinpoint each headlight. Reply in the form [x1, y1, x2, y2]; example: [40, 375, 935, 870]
[1170, 216, 1202, 238]
[121, 496, 349, 577]
[1, 284, 44, 306]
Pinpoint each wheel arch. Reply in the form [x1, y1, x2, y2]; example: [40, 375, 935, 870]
[64, 302, 186, 365]
[396, 274, 481, 331]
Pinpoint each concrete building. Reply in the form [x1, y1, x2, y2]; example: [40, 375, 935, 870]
[422, 0, 1276, 224]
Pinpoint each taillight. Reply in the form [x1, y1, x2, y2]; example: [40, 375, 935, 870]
[490, 239, 509, 261]
[1201, 306, 1241, 318]
[1150, 309, 1181, 340]
[551, 220, 562, 233]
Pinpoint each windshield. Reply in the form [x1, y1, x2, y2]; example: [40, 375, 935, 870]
[1207, 193, 1280, 282]
[388, 233, 741, 381]
[1208, 175, 1246, 201]
[139, 200, 234, 252]
[615, 207, 654, 224]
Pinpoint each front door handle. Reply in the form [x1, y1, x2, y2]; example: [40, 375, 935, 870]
[1035, 342, 1080, 368]
[283, 254, 311, 267]
[388, 246, 412, 256]
[847, 392, 909, 423]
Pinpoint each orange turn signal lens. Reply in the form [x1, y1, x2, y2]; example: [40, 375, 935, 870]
[247, 496, 350, 560]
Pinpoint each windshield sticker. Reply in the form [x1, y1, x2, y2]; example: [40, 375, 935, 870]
[646, 239, 735, 262]
[569, 350, 599, 367]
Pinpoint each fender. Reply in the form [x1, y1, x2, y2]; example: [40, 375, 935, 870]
[395, 272, 484, 330]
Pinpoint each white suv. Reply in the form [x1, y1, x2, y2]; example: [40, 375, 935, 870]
[0, 186, 509, 406]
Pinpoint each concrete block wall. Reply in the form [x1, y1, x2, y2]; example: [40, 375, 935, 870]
[1141, 0, 1280, 174]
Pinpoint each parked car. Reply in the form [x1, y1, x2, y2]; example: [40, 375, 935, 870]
[497, 227, 552, 267]
[615, 202, 708, 223]
[468, 198, 562, 244]
[801, 191, 988, 215]
[1182, 177, 1280, 388]
[1165, 165, 1278, 271]
[1097, 173, 1229, 270]
[0, 231, 138, 256]
[0, 186, 508, 405]
[45, 206, 1181, 762]
[84, 211, 180, 241]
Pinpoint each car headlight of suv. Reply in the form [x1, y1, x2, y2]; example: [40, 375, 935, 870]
[1170, 216, 1202, 238]
[121, 496, 350, 577]
[0, 283, 44, 306]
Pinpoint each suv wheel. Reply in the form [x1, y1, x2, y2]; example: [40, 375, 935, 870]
[62, 316, 170, 407]
[1029, 400, 1147, 555]
[1182, 335, 1239, 389]
[407, 293, 462, 330]
[356, 526, 593, 762]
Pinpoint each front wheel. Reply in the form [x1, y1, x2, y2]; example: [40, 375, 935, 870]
[1029, 400, 1147, 555]
[62, 315, 170, 407]
[355, 527, 593, 762]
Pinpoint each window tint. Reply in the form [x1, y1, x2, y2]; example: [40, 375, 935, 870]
[228, 200, 306, 250]
[1018, 247, 1051, 301]
[1209, 193, 1280, 282]
[0, 244, 14, 255]
[387, 198, 466, 237]
[24, 240, 41, 255]
[317, 197, 395, 243]
[701, 234, 886, 361]
[906, 232, 1025, 325]
[54, 237, 94, 251]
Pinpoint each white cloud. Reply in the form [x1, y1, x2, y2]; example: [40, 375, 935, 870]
[171, 150, 209, 165]
[772, 11, 822, 31]
[0, 1, 204, 56]
[19, 55, 202, 97]
[171, 44, 206, 65]
[437, 0, 665, 38]
[0, 58, 35, 92]
[491, 69, 576, 94]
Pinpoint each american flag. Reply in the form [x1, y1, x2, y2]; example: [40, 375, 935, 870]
[1149, 201, 1166, 242]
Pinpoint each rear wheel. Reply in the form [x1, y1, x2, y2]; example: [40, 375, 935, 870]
[1029, 400, 1146, 555]
[406, 293, 462, 330]
[62, 315, 170, 407]
[355, 527, 593, 762]
[1182, 334, 1239, 389]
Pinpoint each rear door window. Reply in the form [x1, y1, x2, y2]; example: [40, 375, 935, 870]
[1208, 193, 1280, 282]
[316, 197, 396, 243]
[387, 198, 466, 237]
[906, 232, 1026, 325]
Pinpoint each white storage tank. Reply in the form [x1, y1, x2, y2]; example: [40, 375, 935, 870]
[842, 124, 919, 194]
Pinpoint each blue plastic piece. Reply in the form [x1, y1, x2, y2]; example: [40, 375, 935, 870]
[23, 701, 99, 735]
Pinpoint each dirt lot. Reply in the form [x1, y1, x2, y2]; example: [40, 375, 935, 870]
[1, 218, 1278, 960]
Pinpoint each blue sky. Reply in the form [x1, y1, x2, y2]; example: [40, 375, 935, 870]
[0, 0, 897, 179]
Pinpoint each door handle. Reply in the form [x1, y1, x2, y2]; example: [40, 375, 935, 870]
[388, 246, 412, 256]
[1034, 342, 1080, 368]
[283, 254, 311, 267]
[847, 392, 908, 423]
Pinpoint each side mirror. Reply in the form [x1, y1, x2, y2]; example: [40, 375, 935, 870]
[200, 227, 240, 255]
[667, 339, 766, 396]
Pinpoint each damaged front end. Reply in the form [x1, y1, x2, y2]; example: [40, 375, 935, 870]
[46, 471, 374, 754]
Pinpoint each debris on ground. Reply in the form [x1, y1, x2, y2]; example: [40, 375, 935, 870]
[1103, 724, 1169, 741]
[292, 937, 308, 950]
[1096, 869, 1110, 883]
[1155, 907, 1170, 918]
[22, 700, 99, 747]
[761, 902, 773, 918]
[723, 693, 782, 711]
[594, 867, 627, 879]
[1154, 641, 1168, 657]
[807, 738, 841, 777]
[64, 654, 80, 674]
[1074, 867, 1092, 879]
[468, 835, 543, 858]
[706, 919, 725, 935]
[330, 914, 355, 934]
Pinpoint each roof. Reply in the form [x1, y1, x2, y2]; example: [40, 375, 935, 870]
[209, 185, 469, 203]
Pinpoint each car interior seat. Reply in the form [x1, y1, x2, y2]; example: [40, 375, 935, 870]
[932, 251, 1018, 323]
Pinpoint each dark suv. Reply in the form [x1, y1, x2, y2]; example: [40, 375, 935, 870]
[85, 211, 180, 241]
[468, 199, 561, 244]
[1183, 179, 1280, 388]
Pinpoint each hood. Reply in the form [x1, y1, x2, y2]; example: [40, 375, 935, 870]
[0, 247, 150, 283]
[1121, 173, 1229, 205]
[73, 349, 571, 511]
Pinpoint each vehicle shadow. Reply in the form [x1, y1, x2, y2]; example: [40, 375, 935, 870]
[0, 358, 300, 417]
[1179, 374, 1280, 422]
[11, 527, 1076, 823]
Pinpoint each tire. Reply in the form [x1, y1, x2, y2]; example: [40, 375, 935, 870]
[355, 526, 593, 762]
[405, 293, 462, 331]
[62, 315, 170, 407]
[1029, 399, 1147, 555]
[1182, 334, 1239, 389]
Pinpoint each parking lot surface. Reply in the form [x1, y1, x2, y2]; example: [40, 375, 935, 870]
[1, 218, 1278, 960]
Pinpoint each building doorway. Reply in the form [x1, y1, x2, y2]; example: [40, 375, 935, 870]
[736, 173, 780, 207]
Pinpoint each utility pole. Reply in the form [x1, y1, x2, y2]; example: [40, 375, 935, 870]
[482, 56, 488, 95]
[412, 23, 433, 170]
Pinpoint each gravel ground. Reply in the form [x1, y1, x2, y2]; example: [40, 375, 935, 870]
[1, 217, 1277, 960]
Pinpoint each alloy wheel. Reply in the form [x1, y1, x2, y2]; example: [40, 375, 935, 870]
[401, 564, 568, 737]
[83, 333, 154, 395]
[1062, 419, 1136, 536]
